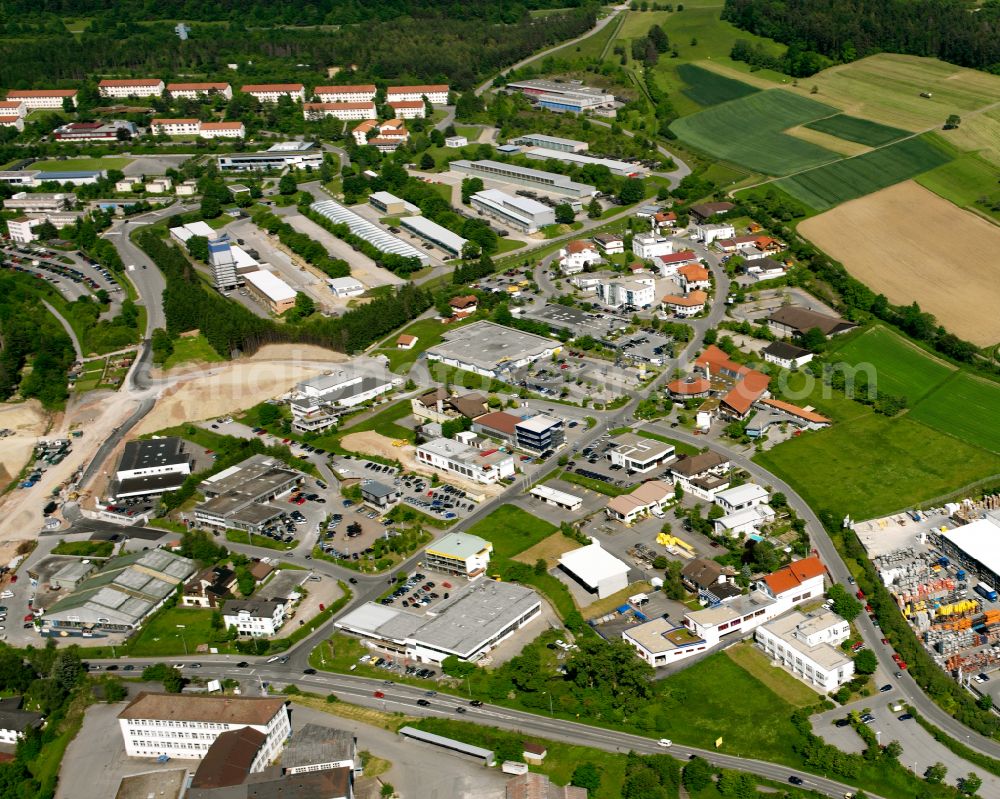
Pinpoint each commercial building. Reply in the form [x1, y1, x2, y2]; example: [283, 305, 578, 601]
[281, 723, 358, 775]
[515, 414, 564, 455]
[530, 484, 583, 512]
[5, 89, 77, 109]
[514, 133, 588, 153]
[41, 550, 196, 634]
[445, 135, 468, 148]
[632, 234, 672, 260]
[7, 217, 44, 244]
[937, 517, 1000, 589]
[388, 100, 426, 118]
[243, 269, 297, 314]
[241, 83, 305, 103]
[335, 579, 541, 663]
[605, 479, 673, 525]
[110, 437, 192, 500]
[472, 411, 521, 446]
[368, 191, 419, 216]
[98, 79, 165, 98]
[289, 367, 396, 432]
[118, 693, 290, 763]
[399, 215, 468, 257]
[360, 480, 401, 508]
[4, 191, 75, 213]
[755, 610, 854, 690]
[219, 142, 323, 172]
[424, 532, 493, 579]
[559, 540, 630, 599]
[53, 120, 136, 141]
[222, 599, 287, 637]
[387, 84, 449, 105]
[302, 101, 376, 121]
[608, 433, 675, 473]
[314, 84, 376, 103]
[310, 199, 429, 263]
[450, 160, 596, 199]
[415, 436, 515, 485]
[594, 273, 656, 310]
[166, 82, 233, 99]
[194, 454, 302, 533]
[181, 566, 237, 609]
[425, 320, 560, 379]
[523, 147, 644, 177]
[470, 189, 555, 234]
[326, 276, 365, 297]
[767, 307, 856, 339]
[505, 79, 615, 114]
[206, 235, 260, 291]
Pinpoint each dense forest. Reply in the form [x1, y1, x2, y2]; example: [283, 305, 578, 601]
[0, 4, 597, 89]
[722, 0, 1000, 73]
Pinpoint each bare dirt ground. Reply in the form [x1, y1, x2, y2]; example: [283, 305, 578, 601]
[799, 181, 1000, 345]
[338, 431, 506, 498]
[0, 401, 49, 484]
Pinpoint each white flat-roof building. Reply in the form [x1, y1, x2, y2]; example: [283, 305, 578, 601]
[4, 191, 75, 213]
[335, 579, 541, 663]
[6, 217, 44, 244]
[608, 433, 675, 473]
[290, 367, 395, 432]
[559, 540, 630, 599]
[314, 84, 376, 103]
[242, 269, 297, 314]
[424, 532, 493, 579]
[450, 159, 596, 199]
[327, 276, 365, 297]
[714, 483, 769, 514]
[445, 135, 468, 148]
[118, 693, 289, 763]
[755, 610, 854, 691]
[530, 484, 583, 512]
[470, 189, 555, 234]
[695, 222, 736, 245]
[713, 504, 775, 538]
[222, 599, 286, 638]
[425, 320, 559, 379]
[514, 133, 588, 153]
[387, 84, 449, 105]
[523, 147, 645, 177]
[938, 517, 1000, 589]
[241, 83, 305, 103]
[416, 437, 515, 485]
[98, 79, 164, 98]
[632, 234, 673, 260]
[595, 274, 656, 310]
[111, 437, 192, 499]
[399, 215, 468, 257]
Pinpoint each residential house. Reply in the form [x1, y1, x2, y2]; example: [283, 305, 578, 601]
[412, 389, 489, 425]
[669, 450, 730, 501]
[631, 233, 672, 260]
[713, 504, 775, 538]
[593, 233, 624, 256]
[661, 291, 707, 318]
[222, 599, 286, 637]
[604, 480, 673, 525]
[181, 566, 237, 608]
[397, 334, 418, 350]
[677, 263, 710, 292]
[558, 240, 600, 274]
[688, 201, 733, 223]
[652, 250, 699, 278]
[652, 211, 677, 232]
[714, 483, 769, 513]
[448, 295, 479, 317]
[695, 222, 735, 245]
[0, 698, 43, 744]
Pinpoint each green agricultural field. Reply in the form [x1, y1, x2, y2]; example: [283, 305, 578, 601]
[756, 414, 1000, 520]
[465, 505, 556, 559]
[775, 134, 953, 211]
[827, 325, 955, 402]
[910, 372, 1000, 455]
[670, 90, 840, 175]
[916, 152, 1000, 224]
[803, 114, 908, 147]
[32, 157, 132, 172]
[677, 63, 759, 107]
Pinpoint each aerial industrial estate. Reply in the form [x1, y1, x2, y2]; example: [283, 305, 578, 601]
[0, 2, 999, 799]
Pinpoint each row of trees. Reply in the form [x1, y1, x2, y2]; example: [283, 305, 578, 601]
[250, 207, 351, 280]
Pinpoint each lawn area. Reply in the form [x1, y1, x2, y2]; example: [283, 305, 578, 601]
[332, 399, 414, 444]
[676, 63, 759, 107]
[775, 134, 954, 211]
[909, 372, 1000, 455]
[826, 325, 956, 402]
[670, 89, 840, 175]
[127, 606, 218, 656]
[226, 529, 294, 551]
[559, 470, 635, 496]
[494, 237, 526, 254]
[371, 317, 470, 374]
[162, 333, 224, 370]
[916, 151, 1000, 224]
[466, 505, 557, 560]
[724, 642, 822, 707]
[756, 414, 1000, 519]
[52, 540, 114, 557]
[803, 114, 908, 147]
[32, 157, 132, 172]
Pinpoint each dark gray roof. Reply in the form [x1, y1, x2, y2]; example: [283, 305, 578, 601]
[768, 306, 856, 336]
[670, 450, 728, 477]
[762, 341, 812, 360]
[113, 472, 190, 496]
[0, 707, 43, 733]
[118, 438, 188, 473]
[247, 770, 350, 799]
[361, 481, 398, 499]
[281, 723, 354, 769]
[222, 599, 284, 618]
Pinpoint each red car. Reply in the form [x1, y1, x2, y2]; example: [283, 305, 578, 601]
[373, 690, 385, 698]
[856, 590, 865, 600]
[881, 637, 889, 645]
[898, 661, 908, 670]
[22, 614, 33, 622]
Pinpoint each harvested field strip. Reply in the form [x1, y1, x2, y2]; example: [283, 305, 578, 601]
[670, 89, 840, 175]
[775, 134, 953, 211]
[677, 63, 759, 107]
[910, 372, 1000, 455]
[803, 114, 908, 147]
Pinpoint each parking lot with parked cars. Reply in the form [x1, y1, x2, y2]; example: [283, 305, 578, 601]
[379, 571, 455, 613]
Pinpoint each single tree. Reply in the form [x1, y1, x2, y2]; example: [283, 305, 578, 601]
[554, 203, 575, 224]
[924, 762, 947, 784]
[854, 648, 878, 674]
[278, 173, 298, 195]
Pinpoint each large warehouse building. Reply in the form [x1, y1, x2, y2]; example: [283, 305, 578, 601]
[470, 189, 555, 234]
[450, 159, 596, 199]
[938, 516, 1000, 589]
[335, 580, 541, 663]
[559, 540, 630, 599]
[425, 320, 559, 378]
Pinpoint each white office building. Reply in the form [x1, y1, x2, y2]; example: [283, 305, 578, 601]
[632, 234, 673, 260]
[290, 367, 396, 432]
[222, 599, 286, 637]
[424, 532, 493, 579]
[595, 274, 656, 309]
[608, 433, 675, 473]
[118, 693, 290, 763]
[6, 217, 44, 244]
[755, 610, 854, 691]
[416, 437, 515, 485]
[470, 189, 555, 234]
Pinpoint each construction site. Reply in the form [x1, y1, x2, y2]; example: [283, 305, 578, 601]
[865, 493, 1000, 682]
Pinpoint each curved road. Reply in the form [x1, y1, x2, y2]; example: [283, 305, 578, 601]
[41, 300, 84, 361]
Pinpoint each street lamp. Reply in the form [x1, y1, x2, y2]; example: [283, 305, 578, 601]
[176, 624, 188, 656]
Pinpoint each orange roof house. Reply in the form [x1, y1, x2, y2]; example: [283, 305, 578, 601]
[762, 556, 825, 596]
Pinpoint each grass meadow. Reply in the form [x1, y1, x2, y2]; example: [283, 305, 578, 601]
[803, 114, 908, 147]
[775, 134, 953, 211]
[676, 63, 760, 107]
[909, 372, 1000, 454]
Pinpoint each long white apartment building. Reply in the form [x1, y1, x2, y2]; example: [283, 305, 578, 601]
[755, 610, 854, 690]
[98, 79, 165, 98]
[388, 100, 426, 118]
[241, 83, 306, 103]
[0, 100, 26, 118]
[118, 692, 290, 763]
[387, 84, 449, 105]
[4, 191, 75, 213]
[314, 84, 376, 103]
[151, 118, 201, 136]
[470, 189, 555, 234]
[303, 102, 376, 121]
[5, 89, 77, 109]
[166, 82, 233, 99]
[416, 435, 515, 485]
